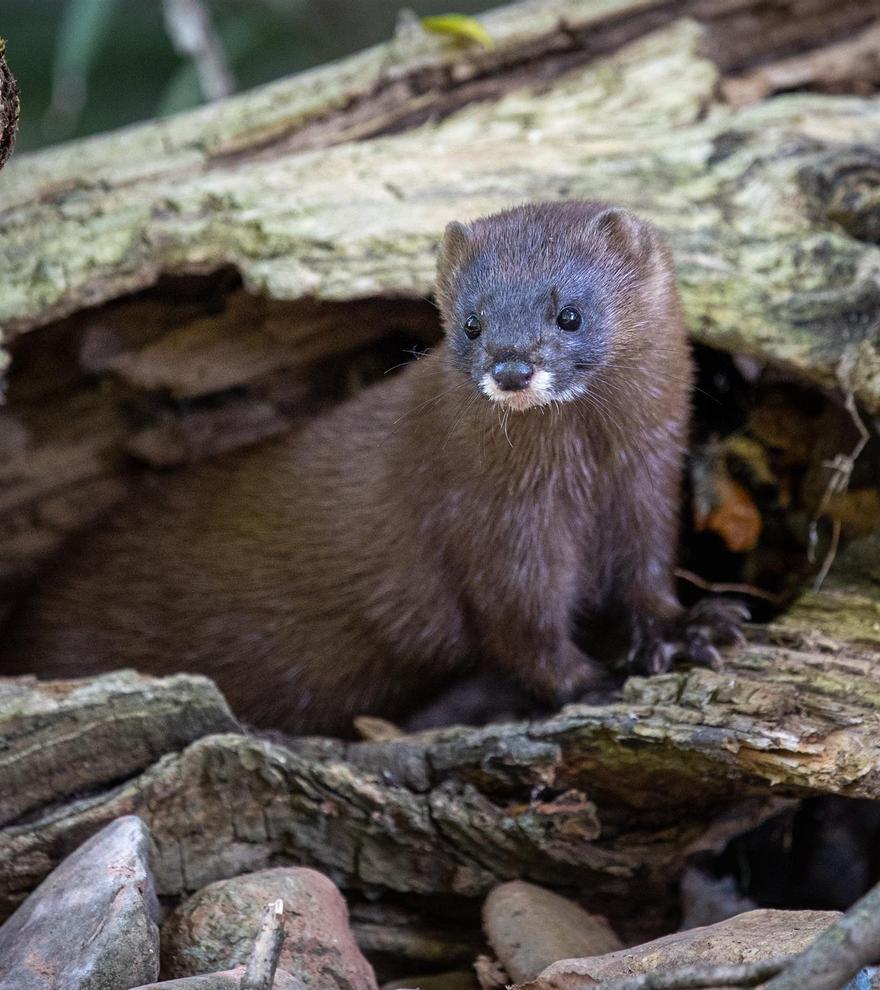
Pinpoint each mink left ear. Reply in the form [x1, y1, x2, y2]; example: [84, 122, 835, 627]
[438, 220, 476, 276]
[589, 207, 653, 261]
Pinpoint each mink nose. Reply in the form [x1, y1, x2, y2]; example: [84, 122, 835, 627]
[491, 360, 534, 392]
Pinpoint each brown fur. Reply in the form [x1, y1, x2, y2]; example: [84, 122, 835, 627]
[2, 202, 693, 736]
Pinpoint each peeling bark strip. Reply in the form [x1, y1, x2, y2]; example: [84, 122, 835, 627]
[0, 574, 877, 921]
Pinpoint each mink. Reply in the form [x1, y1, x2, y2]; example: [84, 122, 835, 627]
[1, 201, 743, 735]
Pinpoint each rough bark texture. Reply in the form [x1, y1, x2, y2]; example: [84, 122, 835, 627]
[0, 671, 238, 828]
[0, 567, 876, 924]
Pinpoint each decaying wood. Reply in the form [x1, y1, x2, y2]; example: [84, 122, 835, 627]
[1, 564, 877, 924]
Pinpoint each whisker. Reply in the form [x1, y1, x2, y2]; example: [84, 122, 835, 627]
[391, 380, 471, 426]
[441, 390, 479, 451]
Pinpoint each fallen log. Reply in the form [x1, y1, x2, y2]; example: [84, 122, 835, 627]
[1, 557, 876, 926]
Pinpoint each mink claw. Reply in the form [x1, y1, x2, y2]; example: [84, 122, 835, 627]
[628, 596, 749, 677]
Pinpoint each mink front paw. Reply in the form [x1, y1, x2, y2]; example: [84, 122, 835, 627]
[628, 598, 749, 676]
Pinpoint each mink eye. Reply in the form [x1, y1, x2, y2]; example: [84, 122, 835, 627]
[556, 307, 582, 332]
[464, 314, 483, 339]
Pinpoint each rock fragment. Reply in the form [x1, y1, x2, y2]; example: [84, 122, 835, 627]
[162, 866, 377, 990]
[483, 881, 622, 982]
[536, 909, 840, 989]
[0, 815, 160, 990]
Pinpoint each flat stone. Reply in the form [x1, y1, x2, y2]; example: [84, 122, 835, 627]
[483, 881, 622, 983]
[0, 816, 159, 990]
[535, 909, 840, 989]
[161, 866, 377, 990]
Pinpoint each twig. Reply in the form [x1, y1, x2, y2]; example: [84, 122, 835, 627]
[674, 568, 782, 605]
[241, 899, 285, 990]
[760, 879, 880, 990]
[590, 957, 787, 990]
[161, 0, 235, 101]
[808, 391, 870, 590]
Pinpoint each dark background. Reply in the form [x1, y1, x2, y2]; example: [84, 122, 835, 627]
[4, 0, 497, 153]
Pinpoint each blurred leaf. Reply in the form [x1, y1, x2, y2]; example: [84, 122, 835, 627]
[421, 14, 494, 50]
[44, 0, 120, 138]
[694, 467, 763, 554]
[157, 12, 257, 118]
[155, 61, 203, 117]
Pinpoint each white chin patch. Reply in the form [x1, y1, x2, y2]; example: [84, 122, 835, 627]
[480, 369, 555, 410]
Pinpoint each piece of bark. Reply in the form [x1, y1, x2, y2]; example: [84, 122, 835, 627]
[483, 881, 623, 982]
[0, 670, 239, 828]
[723, 21, 880, 108]
[0, 816, 159, 990]
[532, 909, 840, 990]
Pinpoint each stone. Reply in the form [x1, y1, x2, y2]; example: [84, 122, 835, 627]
[382, 972, 476, 990]
[483, 881, 622, 983]
[535, 909, 841, 989]
[0, 815, 160, 990]
[132, 968, 303, 989]
[161, 867, 377, 990]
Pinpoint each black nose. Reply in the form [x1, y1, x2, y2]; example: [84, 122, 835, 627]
[491, 360, 534, 391]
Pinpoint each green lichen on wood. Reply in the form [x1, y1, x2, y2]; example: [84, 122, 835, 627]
[0, 13, 878, 409]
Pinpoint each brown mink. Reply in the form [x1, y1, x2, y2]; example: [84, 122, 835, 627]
[1, 202, 743, 735]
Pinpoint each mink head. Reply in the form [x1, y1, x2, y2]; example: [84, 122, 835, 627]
[435, 201, 676, 411]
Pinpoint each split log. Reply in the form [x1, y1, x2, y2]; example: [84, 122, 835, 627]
[0, 0, 879, 605]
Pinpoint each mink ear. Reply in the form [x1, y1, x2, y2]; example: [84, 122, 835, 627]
[438, 220, 475, 277]
[589, 207, 652, 260]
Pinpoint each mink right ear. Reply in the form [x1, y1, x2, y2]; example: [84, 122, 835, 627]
[589, 207, 652, 261]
